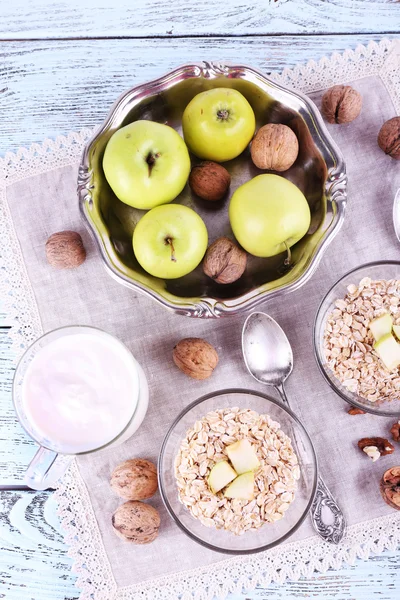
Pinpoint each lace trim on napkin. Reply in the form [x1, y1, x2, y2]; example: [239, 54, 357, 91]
[1, 39, 399, 600]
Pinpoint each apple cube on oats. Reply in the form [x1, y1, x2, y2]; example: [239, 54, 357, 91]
[226, 439, 260, 475]
[374, 333, 400, 371]
[208, 461, 237, 494]
[224, 472, 255, 501]
[369, 313, 393, 342]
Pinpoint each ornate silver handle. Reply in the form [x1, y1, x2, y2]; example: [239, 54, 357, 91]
[275, 384, 346, 544]
[311, 475, 346, 544]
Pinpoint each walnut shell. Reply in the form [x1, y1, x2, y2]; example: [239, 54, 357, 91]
[380, 466, 400, 510]
[112, 501, 160, 544]
[189, 161, 231, 201]
[203, 237, 246, 284]
[250, 124, 299, 171]
[110, 459, 158, 501]
[378, 117, 400, 159]
[46, 231, 86, 269]
[173, 338, 218, 380]
[321, 85, 362, 124]
[391, 420, 400, 442]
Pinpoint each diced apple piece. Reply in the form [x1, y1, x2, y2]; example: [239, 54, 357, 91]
[224, 472, 255, 500]
[225, 439, 260, 475]
[208, 461, 237, 494]
[374, 333, 400, 371]
[369, 313, 393, 342]
[393, 325, 400, 341]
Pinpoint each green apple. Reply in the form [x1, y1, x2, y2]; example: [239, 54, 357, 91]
[103, 120, 191, 210]
[132, 204, 208, 279]
[225, 439, 260, 475]
[224, 472, 255, 500]
[182, 88, 256, 162]
[373, 333, 400, 371]
[208, 461, 237, 494]
[369, 313, 393, 342]
[229, 174, 311, 258]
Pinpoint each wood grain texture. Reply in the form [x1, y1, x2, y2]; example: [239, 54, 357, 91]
[0, 488, 399, 600]
[2, 34, 400, 153]
[1, 0, 400, 38]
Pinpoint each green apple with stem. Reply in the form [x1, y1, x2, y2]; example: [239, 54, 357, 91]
[229, 174, 311, 259]
[182, 88, 256, 162]
[132, 204, 208, 279]
[103, 120, 191, 210]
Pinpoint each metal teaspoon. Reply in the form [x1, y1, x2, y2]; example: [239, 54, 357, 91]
[242, 311, 346, 544]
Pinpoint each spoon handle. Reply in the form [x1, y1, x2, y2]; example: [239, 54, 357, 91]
[274, 383, 346, 544]
[312, 475, 346, 544]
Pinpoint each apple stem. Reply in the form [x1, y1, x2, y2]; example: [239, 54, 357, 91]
[283, 242, 292, 266]
[165, 237, 177, 262]
[146, 152, 160, 176]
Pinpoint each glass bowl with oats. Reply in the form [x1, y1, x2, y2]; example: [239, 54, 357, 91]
[314, 261, 400, 416]
[158, 389, 317, 554]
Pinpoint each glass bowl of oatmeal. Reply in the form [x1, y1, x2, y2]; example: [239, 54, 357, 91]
[158, 389, 317, 554]
[314, 261, 400, 416]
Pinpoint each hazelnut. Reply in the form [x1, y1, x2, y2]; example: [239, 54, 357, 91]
[348, 407, 366, 415]
[46, 231, 86, 269]
[112, 501, 160, 544]
[203, 237, 246, 284]
[390, 420, 400, 443]
[321, 85, 362, 124]
[173, 338, 218, 380]
[380, 466, 400, 510]
[378, 117, 400, 159]
[189, 161, 231, 201]
[358, 437, 395, 461]
[250, 124, 299, 171]
[110, 459, 158, 501]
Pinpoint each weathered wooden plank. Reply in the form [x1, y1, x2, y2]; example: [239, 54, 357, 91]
[2, 34, 400, 153]
[0, 489, 399, 600]
[0, 490, 78, 599]
[0, 0, 399, 38]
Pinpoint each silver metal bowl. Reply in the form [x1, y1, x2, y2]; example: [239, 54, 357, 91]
[78, 62, 347, 318]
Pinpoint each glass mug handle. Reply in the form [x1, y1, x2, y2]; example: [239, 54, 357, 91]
[24, 447, 73, 490]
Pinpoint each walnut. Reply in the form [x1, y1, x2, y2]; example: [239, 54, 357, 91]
[189, 161, 231, 201]
[203, 237, 247, 284]
[110, 459, 157, 501]
[173, 338, 218, 380]
[348, 407, 366, 415]
[377, 117, 400, 159]
[321, 85, 362, 124]
[46, 231, 86, 268]
[380, 466, 400, 510]
[112, 501, 160, 544]
[390, 420, 400, 443]
[358, 437, 395, 461]
[250, 124, 299, 171]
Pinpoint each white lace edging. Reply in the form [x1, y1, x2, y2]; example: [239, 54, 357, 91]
[1, 39, 399, 600]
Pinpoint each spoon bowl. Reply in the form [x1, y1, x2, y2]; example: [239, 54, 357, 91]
[242, 312, 293, 387]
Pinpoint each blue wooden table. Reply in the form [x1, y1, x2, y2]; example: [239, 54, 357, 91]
[1, 2, 400, 598]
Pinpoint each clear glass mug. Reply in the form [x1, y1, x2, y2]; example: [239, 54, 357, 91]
[13, 325, 149, 490]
